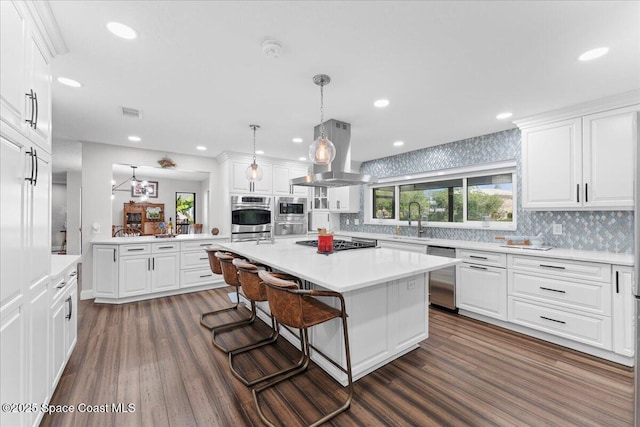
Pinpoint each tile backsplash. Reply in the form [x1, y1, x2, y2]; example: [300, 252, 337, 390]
[340, 128, 634, 254]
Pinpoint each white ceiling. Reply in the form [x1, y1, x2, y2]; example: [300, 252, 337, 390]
[49, 1, 640, 173]
[112, 163, 210, 181]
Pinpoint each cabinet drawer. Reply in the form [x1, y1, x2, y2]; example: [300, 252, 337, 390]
[508, 271, 610, 315]
[181, 250, 211, 269]
[120, 244, 151, 256]
[508, 255, 610, 282]
[180, 240, 220, 251]
[456, 264, 507, 320]
[152, 242, 179, 253]
[508, 297, 611, 350]
[181, 267, 223, 288]
[457, 249, 506, 267]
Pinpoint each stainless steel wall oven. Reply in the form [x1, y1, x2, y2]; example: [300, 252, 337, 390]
[274, 196, 307, 236]
[230, 195, 272, 242]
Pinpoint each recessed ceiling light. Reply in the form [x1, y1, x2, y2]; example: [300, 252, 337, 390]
[57, 77, 82, 88]
[196, 146, 207, 151]
[128, 135, 141, 142]
[374, 99, 390, 108]
[578, 47, 609, 61]
[255, 150, 264, 155]
[292, 137, 303, 143]
[107, 22, 138, 40]
[496, 112, 513, 120]
[393, 141, 404, 147]
[298, 157, 307, 161]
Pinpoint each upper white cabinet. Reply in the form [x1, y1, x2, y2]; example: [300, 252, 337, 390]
[518, 100, 638, 210]
[0, 0, 53, 153]
[273, 165, 309, 196]
[328, 186, 360, 212]
[231, 160, 272, 194]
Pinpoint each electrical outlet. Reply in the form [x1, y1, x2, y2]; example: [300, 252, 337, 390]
[552, 223, 563, 235]
[354, 218, 360, 225]
[345, 218, 350, 225]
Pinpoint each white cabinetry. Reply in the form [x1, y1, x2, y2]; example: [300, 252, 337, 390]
[507, 255, 612, 350]
[612, 265, 635, 357]
[50, 271, 77, 392]
[519, 104, 638, 210]
[180, 239, 225, 289]
[231, 160, 272, 194]
[273, 165, 309, 196]
[328, 186, 360, 212]
[119, 243, 179, 298]
[378, 240, 427, 253]
[456, 249, 507, 320]
[27, 276, 49, 427]
[93, 245, 118, 298]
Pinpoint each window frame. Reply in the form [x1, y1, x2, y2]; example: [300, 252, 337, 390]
[364, 161, 517, 231]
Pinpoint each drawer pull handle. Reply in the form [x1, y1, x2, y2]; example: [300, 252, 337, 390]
[539, 264, 565, 270]
[199, 257, 207, 260]
[616, 271, 619, 294]
[200, 274, 212, 278]
[158, 246, 173, 249]
[69, 271, 77, 277]
[540, 316, 566, 324]
[539, 287, 566, 294]
[200, 243, 211, 246]
[469, 255, 488, 260]
[469, 265, 487, 271]
[128, 248, 145, 251]
[56, 281, 66, 289]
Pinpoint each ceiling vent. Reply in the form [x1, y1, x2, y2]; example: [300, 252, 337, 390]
[121, 106, 142, 119]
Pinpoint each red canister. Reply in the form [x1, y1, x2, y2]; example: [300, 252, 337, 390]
[318, 234, 334, 253]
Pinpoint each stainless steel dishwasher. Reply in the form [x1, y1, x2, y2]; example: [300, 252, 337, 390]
[427, 246, 457, 311]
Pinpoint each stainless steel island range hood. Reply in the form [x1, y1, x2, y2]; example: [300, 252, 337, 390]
[290, 119, 378, 187]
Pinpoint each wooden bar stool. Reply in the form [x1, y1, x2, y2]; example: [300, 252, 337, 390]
[229, 260, 307, 386]
[254, 270, 354, 427]
[200, 250, 253, 340]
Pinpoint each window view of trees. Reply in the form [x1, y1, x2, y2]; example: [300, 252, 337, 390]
[371, 172, 514, 226]
[176, 192, 196, 231]
[372, 186, 395, 219]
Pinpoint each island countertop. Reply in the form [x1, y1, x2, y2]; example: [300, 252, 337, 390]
[91, 233, 229, 244]
[218, 238, 460, 293]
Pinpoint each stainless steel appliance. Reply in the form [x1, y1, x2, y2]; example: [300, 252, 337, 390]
[230, 195, 272, 242]
[427, 246, 457, 311]
[274, 196, 307, 237]
[295, 238, 377, 252]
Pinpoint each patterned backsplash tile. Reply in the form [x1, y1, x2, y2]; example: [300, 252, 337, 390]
[339, 128, 634, 254]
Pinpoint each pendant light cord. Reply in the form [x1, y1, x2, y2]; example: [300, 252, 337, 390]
[319, 81, 325, 139]
[252, 125, 257, 164]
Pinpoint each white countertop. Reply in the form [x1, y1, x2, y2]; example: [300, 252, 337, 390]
[218, 238, 460, 293]
[336, 231, 635, 266]
[51, 254, 81, 277]
[91, 233, 229, 244]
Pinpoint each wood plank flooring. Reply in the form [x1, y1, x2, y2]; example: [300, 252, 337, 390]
[41, 288, 635, 427]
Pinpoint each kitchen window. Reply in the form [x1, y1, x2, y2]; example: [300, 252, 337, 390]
[366, 162, 517, 230]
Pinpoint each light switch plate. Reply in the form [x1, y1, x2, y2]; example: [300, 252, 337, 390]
[552, 223, 563, 235]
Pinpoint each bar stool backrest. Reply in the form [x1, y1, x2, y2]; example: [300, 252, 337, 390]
[205, 247, 223, 274]
[232, 259, 268, 302]
[215, 252, 241, 287]
[258, 270, 304, 329]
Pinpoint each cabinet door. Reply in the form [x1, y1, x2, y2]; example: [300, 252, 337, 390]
[521, 118, 582, 209]
[253, 164, 272, 193]
[151, 253, 180, 292]
[65, 282, 78, 359]
[272, 165, 291, 195]
[457, 264, 507, 320]
[290, 167, 309, 196]
[25, 33, 51, 152]
[119, 256, 151, 297]
[329, 186, 359, 212]
[231, 161, 251, 192]
[0, 0, 27, 133]
[0, 135, 25, 307]
[93, 245, 119, 297]
[50, 299, 66, 389]
[612, 266, 635, 357]
[582, 107, 637, 209]
[28, 278, 49, 425]
[1, 305, 26, 427]
[25, 149, 50, 287]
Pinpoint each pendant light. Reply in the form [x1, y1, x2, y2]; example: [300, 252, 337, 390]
[245, 124, 263, 182]
[309, 74, 336, 165]
[112, 165, 148, 199]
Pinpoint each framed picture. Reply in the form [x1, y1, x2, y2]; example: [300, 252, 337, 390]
[132, 181, 158, 198]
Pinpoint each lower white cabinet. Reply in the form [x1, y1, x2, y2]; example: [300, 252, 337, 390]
[27, 276, 50, 427]
[50, 268, 78, 392]
[93, 245, 118, 298]
[378, 240, 427, 253]
[456, 249, 507, 321]
[180, 239, 225, 288]
[612, 265, 635, 357]
[119, 243, 179, 298]
[1, 303, 26, 427]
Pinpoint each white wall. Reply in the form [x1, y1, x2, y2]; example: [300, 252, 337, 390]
[51, 183, 67, 251]
[111, 173, 204, 228]
[66, 171, 82, 255]
[81, 142, 222, 296]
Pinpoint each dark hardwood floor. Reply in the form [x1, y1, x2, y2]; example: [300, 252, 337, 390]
[42, 288, 635, 427]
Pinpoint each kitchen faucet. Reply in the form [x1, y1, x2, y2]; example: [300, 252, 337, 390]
[408, 202, 425, 238]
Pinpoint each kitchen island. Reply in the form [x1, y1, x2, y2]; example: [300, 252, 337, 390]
[218, 238, 460, 385]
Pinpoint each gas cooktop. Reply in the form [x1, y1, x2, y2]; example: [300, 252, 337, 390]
[295, 239, 377, 251]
